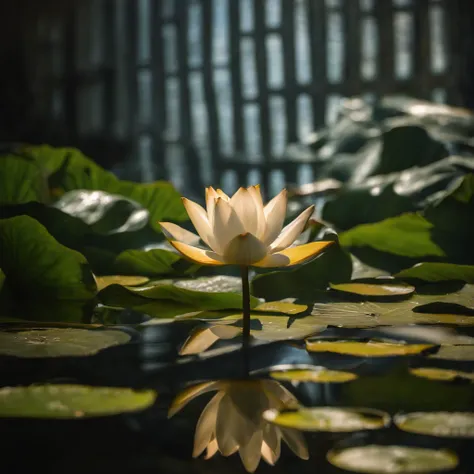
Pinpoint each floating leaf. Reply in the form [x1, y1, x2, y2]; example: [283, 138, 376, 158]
[396, 263, 474, 283]
[0, 385, 156, 418]
[98, 275, 259, 311]
[395, 412, 474, 438]
[270, 367, 357, 383]
[310, 286, 474, 328]
[253, 301, 308, 315]
[409, 367, 474, 383]
[305, 339, 434, 357]
[330, 280, 415, 297]
[95, 275, 150, 291]
[263, 407, 390, 432]
[0, 216, 97, 300]
[327, 445, 458, 473]
[429, 345, 474, 361]
[0, 328, 131, 358]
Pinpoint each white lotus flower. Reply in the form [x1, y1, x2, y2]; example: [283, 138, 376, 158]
[159, 186, 332, 267]
[168, 379, 309, 472]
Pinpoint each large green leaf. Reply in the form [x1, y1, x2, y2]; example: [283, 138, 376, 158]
[0, 385, 156, 418]
[98, 276, 259, 311]
[22, 144, 119, 194]
[396, 263, 474, 283]
[339, 175, 474, 271]
[374, 125, 449, 175]
[0, 216, 96, 300]
[340, 213, 444, 258]
[22, 145, 188, 229]
[322, 156, 473, 230]
[117, 181, 188, 230]
[1, 199, 192, 278]
[114, 248, 198, 277]
[0, 154, 47, 204]
[53, 189, 150, 235]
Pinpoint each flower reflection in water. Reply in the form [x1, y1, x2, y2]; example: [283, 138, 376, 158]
[169, 379, 309, 472]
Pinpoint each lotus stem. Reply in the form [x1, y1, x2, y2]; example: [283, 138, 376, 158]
[240, 265, 251, 375]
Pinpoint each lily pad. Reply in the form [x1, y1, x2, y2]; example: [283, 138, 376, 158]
[310, 286, 474, 328]
[98, 275, 259, 311]
[270, 367, 357, 383]
[394, 411, 474, 438]
[396, 263, 474, 283]
[429, 345, 474, 361]
[409, 367, 474, 383]
[263, 407, 390, 432]
[0, 216, 97, 300]
[0, 328, 131, 358]
[95, 275, 150, 291]
[305, 339, 434, 357]
[327, 445, 458, 473]
[330, 280, 415, 297]
[0, 384, 156, 418]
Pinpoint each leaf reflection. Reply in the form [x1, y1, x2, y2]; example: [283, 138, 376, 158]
[168, 379, 309, 472]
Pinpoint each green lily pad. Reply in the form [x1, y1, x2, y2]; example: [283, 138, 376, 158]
[410, 367, 474, 383]
[330, 280, 415, 297]
[98, 276, 259, 311]
[429, 345, 474, 361]
[394, 412, 474, 438]
[396, 263, 474, 283]
[0, 154, 47, 204]
[263, 407, 390, 432]
[53, 189, 150, 235]
[0, 384, 156, 418]
[0, 216, 97, 300]
[0, 328, 131, 358]
[305, 339, 434, 357]
[310, 285, 474, 328]
[95, 275, 150, 291]
[327, 445, 458, 473]
[270, 367, 357, 383]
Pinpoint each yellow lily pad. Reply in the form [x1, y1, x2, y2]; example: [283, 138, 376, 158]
[327, 445, 458, 473]
[270, 367, 357, 383]
[305, 339, 434, 357]
[263, 406, 390, 432]
[0, 385, 156, 418]
[95, 275, 150, 291]
[429, 345, 474, 361]
[410, 367, 474, 383]
[253, 301, 308, 315]
[0, 328, 131, 358]
[394, 411, 474, 438]
[330, 281, 415, 297]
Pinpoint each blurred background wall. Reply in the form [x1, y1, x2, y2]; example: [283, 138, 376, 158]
[1, 0, 473, 196]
